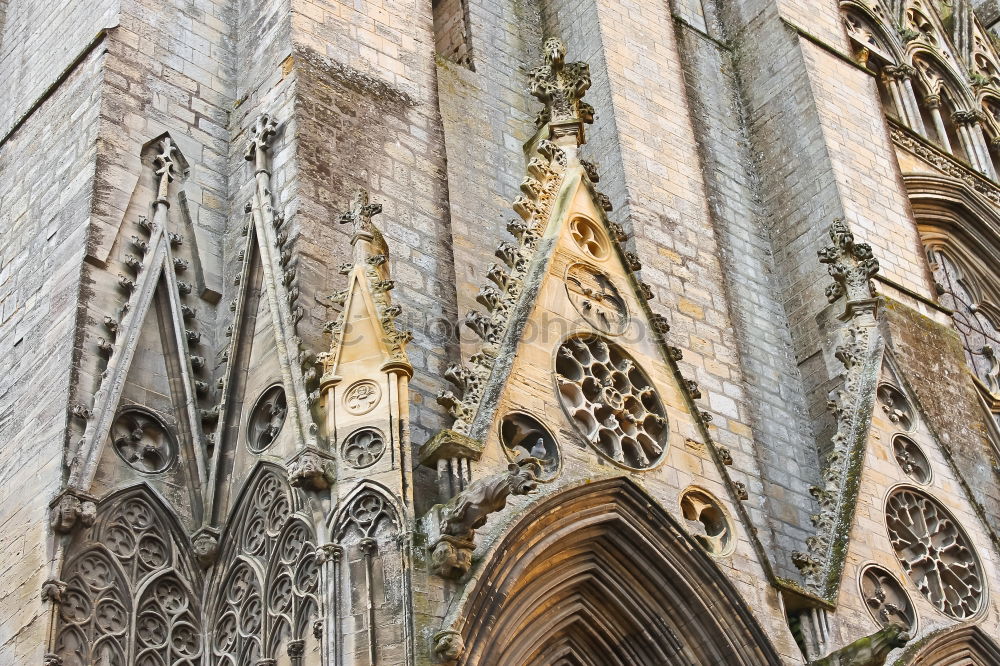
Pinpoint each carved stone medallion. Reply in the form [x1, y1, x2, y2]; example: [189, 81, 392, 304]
[555, 335, 668, 469]
[341, 428, 386, 469]
[568, 216, 609, 261]
[564, 263, 628, 335]
[110, 408, 176, 473]
[877, 383, 914, 432]
[860, 564, 916, 632]
[679, 488, 733, 556]
[344, 380, 381, 415]
[248, 386, 287, 453]
[892, 435, 931, 485]
[498, 411, 560, 479]
[885, 487, 984, 619]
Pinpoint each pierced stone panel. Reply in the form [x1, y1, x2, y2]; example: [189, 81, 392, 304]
[885, 487, 984, 619]
[564, 263, 628, 335]
[111, 408, 176, 473]
[679, 488, 733, 556]
[892, 435, 932, 485]
[209, 469, 319, 665]
[341, 428, 386, 469]
[860, 564, 917, 632]
[54, 492, 202, 666]
[568, 216, 610, 261]
[877, 383, 915, 432]
[248, 386, 287, 453]
[498, 411, 560, 479]
[555, 335, 668, 469]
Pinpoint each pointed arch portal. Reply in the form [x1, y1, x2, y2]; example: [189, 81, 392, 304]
[455, 477, 781, 665]
[906, 625, 1000, 665]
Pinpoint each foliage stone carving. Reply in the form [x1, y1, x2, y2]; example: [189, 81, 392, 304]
[877, 383, 914, 432]
[564, 263, 628, 335]
[555, 335, 668, 469]
[885, 487, 984, 619]
[341, 428, 386, 469]
[860, 564, 916, 632]
[344, 380, 381, 415]
[248, 386, 287, 453]
[111, 408, 176, 474]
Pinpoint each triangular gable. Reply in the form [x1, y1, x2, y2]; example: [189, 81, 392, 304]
[831, 353, 998, 643]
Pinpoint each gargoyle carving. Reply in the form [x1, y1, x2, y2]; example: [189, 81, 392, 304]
[287, 451, 334, 491]
[810, 625, 909, 666]
[430, 459, 540, 578]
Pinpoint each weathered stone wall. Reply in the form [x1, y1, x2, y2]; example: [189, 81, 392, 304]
[672, 11, 821, 579]
[0, 0, 118, 137]
[0, 43, 105, 666]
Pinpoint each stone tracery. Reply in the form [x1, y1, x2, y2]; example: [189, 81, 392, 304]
[555, 335, 668, 469]
[52, 491, 203, 666]
[208, 468, 319, 665]
[885, 487, 984, 619]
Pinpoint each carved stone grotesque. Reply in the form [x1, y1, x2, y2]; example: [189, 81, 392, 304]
[434, 630, 466, 664]
[41, 579, 66, 604]
[810, 625, 909, 666]
[50, 491, 97, 534]
[430, 459, 540, 579]
[191, 528, 220, 568]
[817, 218, 879, 307]
[288, 451, 334, 491]
[529, 38, 594, 129]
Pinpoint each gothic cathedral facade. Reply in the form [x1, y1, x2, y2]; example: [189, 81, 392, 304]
[2, 0, 1000, 663]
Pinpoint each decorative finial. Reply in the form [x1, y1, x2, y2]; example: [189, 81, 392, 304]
[153, 137, 177, 203]
[244, 113, 278, 169]
[529, 38, 593, 140]
[339, 189, 383, 240]
[817, 218, 879, 310]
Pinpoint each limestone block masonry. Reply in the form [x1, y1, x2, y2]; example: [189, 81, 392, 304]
[2, 0, 1000, 663]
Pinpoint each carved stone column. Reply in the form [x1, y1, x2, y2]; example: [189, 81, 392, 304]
[359, 537, 379, 666]
[418, 429, 483, 502]
[882, 65, 924, 134]
[953, 110, 996, 178]
[317, 543, 344, 666]
[924, 95, 953, 153]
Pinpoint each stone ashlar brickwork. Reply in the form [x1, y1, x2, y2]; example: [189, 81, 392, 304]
[2, 0, 1000, 663]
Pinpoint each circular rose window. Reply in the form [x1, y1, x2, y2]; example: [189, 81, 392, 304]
[554, 335, 668, 469]
[885, 487, 984, 619]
